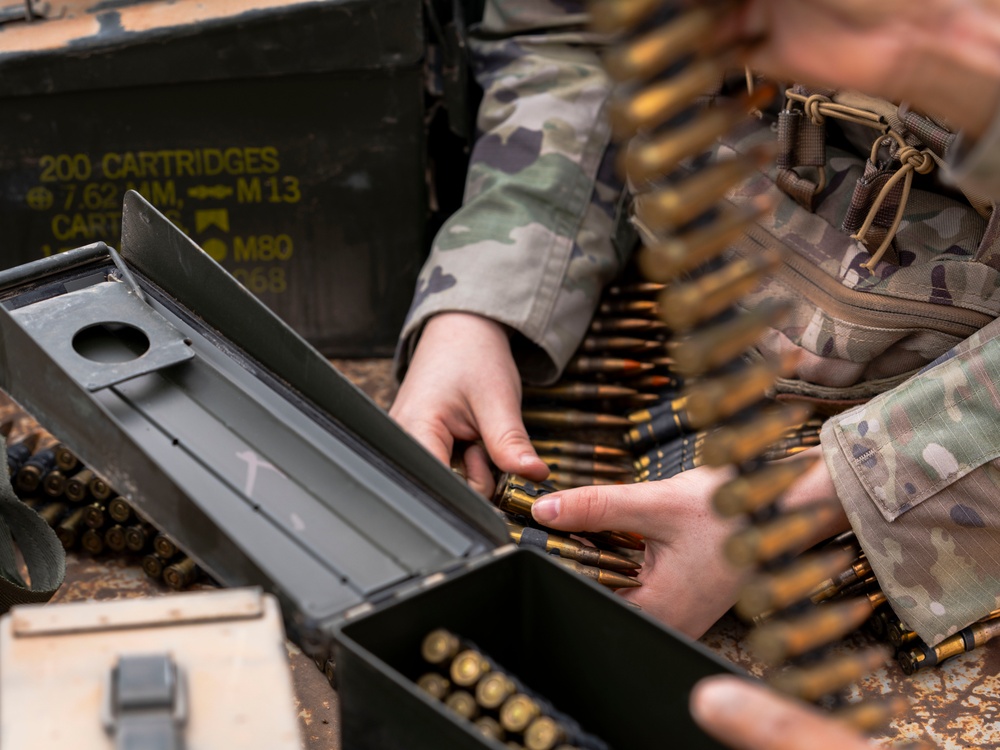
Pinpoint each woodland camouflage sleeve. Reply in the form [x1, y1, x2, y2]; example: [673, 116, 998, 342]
[821, 317, 1000, 645]
[394, 0, 624, 385]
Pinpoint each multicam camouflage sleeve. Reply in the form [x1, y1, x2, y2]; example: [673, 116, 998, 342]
[394, 0, 624, 385]
[820, 120, 1000, 647]
[822, 320, 1000, 646]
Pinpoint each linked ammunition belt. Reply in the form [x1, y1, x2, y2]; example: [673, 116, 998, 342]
[498, 0, 999, 740]
[1, 395, 202, 590]
[415, 628, 609, 750]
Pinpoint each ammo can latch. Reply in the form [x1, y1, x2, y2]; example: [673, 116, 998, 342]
[103, 653, 189, 750]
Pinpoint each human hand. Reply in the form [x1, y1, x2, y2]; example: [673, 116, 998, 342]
[720, 0, 1000, 137]
[390, 312, 549, 496]
[690, 675, 875, 750]
[530, 465, 745, 638]
[529, 449, 848, 638]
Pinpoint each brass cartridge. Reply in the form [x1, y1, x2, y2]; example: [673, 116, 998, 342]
[444, 690, 480, 720]
[53, 443, 80, 472]
[669, 302, 790, 377]
[80, 528, 105, 555]
[529, 440, 630, 460]
[588, 317, 668, 335]
[54, 506, 88, 550]
[163, 556, 199, 590]
[16, 449, 56, 494]
[107, 496, 134, 524]
[580, 336, 653, 353]
[545, 471, 625, 489]
[124, 522, 155, 553]
[899, 612, 1000, 674]
[625, 86, 775, 183]
[476, 672, 517, 710]
[768, 647, 891, 701]
[65, 468, 95, 503]
[153, 533, 179, 559]
[749, 598, 878, 664]
[524, 383, 639, 402]
[658, 247, 782, 332]
[633, 148, 774, 232]
[525, 716, 568, 750]
[500, 694, 541, 734]
[450, 649, 491, 688]
[606, 281, 666, 297]
[639, 197, 776, 283]
[522, 410, 632, 430]
[104, 524, 128, 553]
[589, 0, 665, 33]
[535, 456, 632, 478]
[554, 558, 642, 589]
[725, 501, 844, 567]
[610, 54, 732, 137]
[505, 520, 640, 573]
[563, 358, 654, 377]
[473, 716, 506, 742]
[682, 360, 780, 431]
[82, 502, 107, 530]
[736, 547, 860, 620]
[712, 457, 818, 518]
[416, 672, 450, 701]
[42, 469, 67, 498]
[141, 553, 170, 581]
[88, 473, 113, 501]
[421, 628, 461, 666]
[702, 403, 812, 467]
[599, 299, 659, 316]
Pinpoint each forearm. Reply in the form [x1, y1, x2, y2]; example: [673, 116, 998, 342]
[395, 5, 622, 385]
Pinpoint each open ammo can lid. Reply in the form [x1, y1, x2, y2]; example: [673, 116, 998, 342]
[0, 192, 509, 646]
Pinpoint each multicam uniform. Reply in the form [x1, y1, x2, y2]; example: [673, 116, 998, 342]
[396, 0, 1000, 646]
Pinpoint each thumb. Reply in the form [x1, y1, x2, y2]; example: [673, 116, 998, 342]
[472, 393, 548, 482]
[531, 483, 659, 533]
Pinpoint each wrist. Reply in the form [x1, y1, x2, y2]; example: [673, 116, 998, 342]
[777, 447, 850, 543]
[422, 311, 512, 346]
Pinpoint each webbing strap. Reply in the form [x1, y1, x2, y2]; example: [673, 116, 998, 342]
[0, 435, 66, 612]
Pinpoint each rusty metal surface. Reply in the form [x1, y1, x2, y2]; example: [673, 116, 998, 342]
[4, 360, 998, 748]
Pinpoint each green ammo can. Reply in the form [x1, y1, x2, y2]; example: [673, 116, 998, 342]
[0, 0, 429, 355]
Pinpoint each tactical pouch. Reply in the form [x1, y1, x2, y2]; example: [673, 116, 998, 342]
[717, 87, 1000, 410]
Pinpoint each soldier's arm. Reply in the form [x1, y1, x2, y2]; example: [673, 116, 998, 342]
[391, 1, 623, 486]
[394, 0, 622, 386]
[821, 316, 1000, 646]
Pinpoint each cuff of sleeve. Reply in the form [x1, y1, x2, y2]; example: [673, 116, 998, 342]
[393, 302, 577, 386]
[822, 411, 1000, 646]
